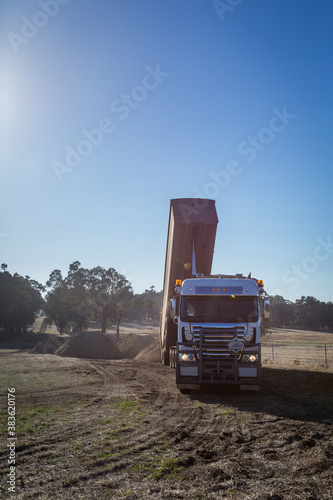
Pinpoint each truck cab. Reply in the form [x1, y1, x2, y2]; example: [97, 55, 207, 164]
[170, 276, 266, 390]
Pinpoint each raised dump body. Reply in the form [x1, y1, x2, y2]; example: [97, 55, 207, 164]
[160, 198, 218, 365]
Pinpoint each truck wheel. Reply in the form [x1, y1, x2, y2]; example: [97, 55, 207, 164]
[163, 326, 171, 366]
[162, 318, 176, 366]
[169, 347, 176, 369]
[162, 327, 171, 366]
[160, 326, 170, 365]
[161, 344, 169, 366]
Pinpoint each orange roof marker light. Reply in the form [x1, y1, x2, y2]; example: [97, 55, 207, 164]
[257, 280, 264, 287]
[175, 280, 182, 286]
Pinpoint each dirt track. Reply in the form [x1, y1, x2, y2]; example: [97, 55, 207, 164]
[0, 352, 332, 499]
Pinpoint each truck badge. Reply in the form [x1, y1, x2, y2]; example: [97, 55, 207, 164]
[228, 338, 244, 354]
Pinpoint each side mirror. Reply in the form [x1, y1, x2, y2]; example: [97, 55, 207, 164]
[170, 297, 178, 322]
[263, 299, 270, 319]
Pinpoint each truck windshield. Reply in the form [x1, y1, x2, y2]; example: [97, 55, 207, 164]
[180, 296, 258, 323]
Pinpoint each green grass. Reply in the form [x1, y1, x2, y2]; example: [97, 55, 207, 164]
[83, 403, 180, 481]
[0, 405, 57, 436]
[0, 398, 85, 437]
[127, 461, 152, 473]
[126, 455, 189, 480]
[105, 426, 135, 443]
[98, 451, 114, 459]
[101, 398, 147, 444]
[150, 457, 187, 480]
[15, 406, 55, 434]
[118, 399, 145, 415]
[219, 407, 236, 416]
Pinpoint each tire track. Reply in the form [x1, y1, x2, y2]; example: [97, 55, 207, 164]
[88, 360, 136, 399]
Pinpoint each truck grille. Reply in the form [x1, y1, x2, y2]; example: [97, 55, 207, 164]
[191, 324, 247, 358]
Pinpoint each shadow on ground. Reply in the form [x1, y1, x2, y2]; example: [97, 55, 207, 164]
[190, 367, 333, 425]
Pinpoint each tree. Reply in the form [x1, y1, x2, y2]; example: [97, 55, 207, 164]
[65, 261, 88, 289]
[46, 269, 63, 289]
[112, 286, 133, 338]
[294, 296, 322, 330]
[136, 286, 162, 321]
[44, 285, 90, 334]
[86, 266, 133, 335]
[0, 265, 44, 334]
[126, 296, 145, 322]
[269, 295, 295, 327]
[268, 294, 333, 331]
[323, 302, 333, 330]
[44, 262, 91, 334]
[44, 263, 134, 336]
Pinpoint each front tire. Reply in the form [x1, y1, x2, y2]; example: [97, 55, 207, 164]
[161, 318, 177, 366]
[170, 347, 177, 368]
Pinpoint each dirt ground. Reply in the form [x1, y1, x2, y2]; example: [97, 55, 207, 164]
[0, 348, 332, 499]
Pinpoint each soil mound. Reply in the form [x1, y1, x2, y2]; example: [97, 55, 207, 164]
[117, 333, 154, 359]
[54, 330, 122, 359]
[30, 335, 67, 354]
[134, 338, 160, 362]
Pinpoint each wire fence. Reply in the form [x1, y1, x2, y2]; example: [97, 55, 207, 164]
[261, 344, 333, 368]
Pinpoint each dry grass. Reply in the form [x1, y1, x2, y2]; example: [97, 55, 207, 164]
[264, 327, 333, 345]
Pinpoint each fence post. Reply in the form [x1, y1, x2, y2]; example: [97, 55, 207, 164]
[324, 344, 328, 367]
[272, 345, 274, 363]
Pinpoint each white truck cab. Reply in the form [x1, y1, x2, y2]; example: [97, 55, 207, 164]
[170, 276, 267, 389]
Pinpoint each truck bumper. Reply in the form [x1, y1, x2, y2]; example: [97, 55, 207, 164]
[176, 342, 261, 386]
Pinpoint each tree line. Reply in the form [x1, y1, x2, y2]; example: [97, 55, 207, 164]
[269, 295, 333, 331]
[0, 262, 161, 337]
[1, 262, 332, 336]
[0, 264, 44, 334]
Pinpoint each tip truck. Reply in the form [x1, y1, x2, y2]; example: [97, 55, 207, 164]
[160, 198, 269, 392]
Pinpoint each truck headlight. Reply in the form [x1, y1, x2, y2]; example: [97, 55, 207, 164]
[242, 354, 258, 363]
[180, 353, 195, 362]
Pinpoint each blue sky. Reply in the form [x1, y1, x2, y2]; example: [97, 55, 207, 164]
[1, 0, 332, 302]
